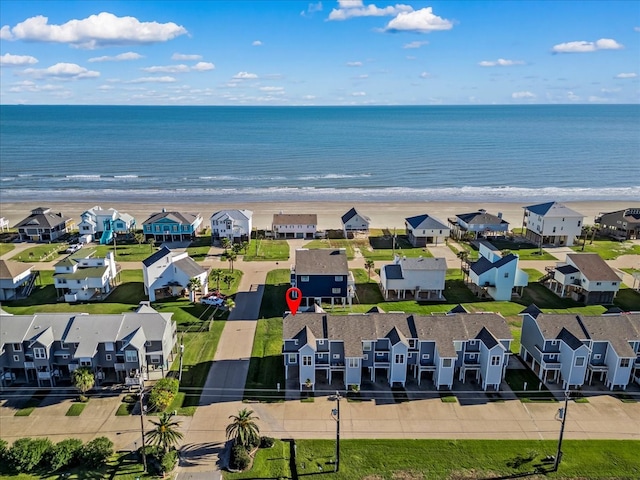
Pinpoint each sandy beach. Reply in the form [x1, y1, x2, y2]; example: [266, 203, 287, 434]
[0, 200, 633, 231]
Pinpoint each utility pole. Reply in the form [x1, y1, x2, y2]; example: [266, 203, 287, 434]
[331, 391, 342, 472]
[554, 391, 569, 472]
[139, 388, 147, 472]
[178, 342, 185, 382]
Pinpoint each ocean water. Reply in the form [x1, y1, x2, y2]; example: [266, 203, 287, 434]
[1, 105, 638, 203]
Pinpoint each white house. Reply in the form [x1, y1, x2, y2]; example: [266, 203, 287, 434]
[404, 214, 450, 247]
[546, 253, 622, 305]
[0, 217, 9, 232]
[53, 249, 119, 302]
[341, 207, 370, 237]
[142, 246, 209, 302]
[272, 213, 317, 239]
[380, 255, 447, 300]
[0, 260, 36, 301]
[78, 206, 136, 244]
[467, 241, 528, 301]
[522, 202, 584, 247]
[210, 209, 253, 243]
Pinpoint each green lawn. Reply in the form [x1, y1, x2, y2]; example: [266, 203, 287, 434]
[360, 234, 432, 261]
[613, 288, 640, 312]
[243, 239, 290, 261]
[504, 367, 556, 402]
[11, 244, 67, 262]
[259, 269, 290, 318]
[0, 243, 15, 256]
[244, 317, 285, 402]
[186, 235, 213, 261]
[570, 239, 640, 259]
[92, 242, 158, 262]
[65, 402, 87, 416]
[523, 268, 544, 281]
[224, 439, 640, 480]
[209, 269, 243, 296]
[303, 239, 355, 259]
[486, 238, 557, 261]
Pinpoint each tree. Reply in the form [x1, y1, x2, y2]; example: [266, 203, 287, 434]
[221, 237, 231, 252]
[581, 225, 593, 251]
[148, 237, 156, 251]
[241, 240, 250, 254]
[71, 367, 95, 399]
[223, 250, 237, 272]
[590, 224, 599, 244]
[456, 251, 469, 272]
[79, 437, 113, 467]
[223, 274, 233, 289]
[224, 298, 236, 312]
[232, 242, 243, 255]
[211, 269, 223, 290]
[6, 438, 52, 472]
[47, 438, 83, 472]
[146, 412, 184, 455]
[134, 232, 145, 246]
[187, 277, 202, 302]
[364, 259, 375, 281]
[226, 409, 260, 448]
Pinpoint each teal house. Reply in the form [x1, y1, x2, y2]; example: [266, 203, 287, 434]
[142, 209, 203, 242]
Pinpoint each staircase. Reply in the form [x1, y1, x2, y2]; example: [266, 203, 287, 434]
[100, 228, 113, 245]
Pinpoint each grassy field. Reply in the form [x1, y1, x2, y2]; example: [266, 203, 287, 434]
[223, 439, 640, 480]
[0, 243, 15, 255]
[259, 269, 290, 318]
[186, 235, 213, 260]
[303, 239, 355, 259]
[11, 244, 67, 262]
[570, 239, 640, 259]
[208, 268, 244, 296]
[92, 242, 157, 261]
[243, 317, 285, 401]
[486, 238, 557, 261]
[243, 239, 289, 261]
[360, 234, 433, 261]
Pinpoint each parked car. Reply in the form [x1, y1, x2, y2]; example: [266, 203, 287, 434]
[66, 243, 82, 253]
[202, 296, 224, 306]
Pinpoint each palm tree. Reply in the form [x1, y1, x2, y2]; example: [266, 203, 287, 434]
[241, 240, 250, 254]
[221, 237, 231, 252]
[224, 298, 236, 312]
[187, 277, 202, 302]
[581, 225, 593, 251]
[211, 269, 223, 290]
[223, 250, 237, 272]
[134, 232, 145, 246]
[590, 224, 599, 244]
[148, 238, 156, 251]
[146, 412, 184, 454]
[232, 242, 243, 255]
[223, 274, 233, 289]
[71, 367, 95, 398]
[364, 259, 375, 281]
[226, 409, 260, 448]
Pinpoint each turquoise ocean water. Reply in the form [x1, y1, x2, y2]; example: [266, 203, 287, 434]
[1, 105, 638, 203]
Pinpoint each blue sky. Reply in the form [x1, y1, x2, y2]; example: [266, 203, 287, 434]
[1, 0, 638, 105]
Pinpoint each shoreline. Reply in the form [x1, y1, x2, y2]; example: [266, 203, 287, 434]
[0, 200, 633, 231]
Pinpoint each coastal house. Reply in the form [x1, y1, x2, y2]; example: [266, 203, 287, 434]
[142, 246, 208, 302]
[0, 217, 9, 232]
[78, 206, 136, 244]
[404, 214, 449, 247]
[520, 309, 640, 390]
[210, 209, 253, 243]
[283, 310, 512, 392]
[544, 253, 621, 305]
[0, 304, 177, 388]
[142, 210, 203, 243]
[448, 209, 509, 240]
[14, 207, 73, 242]
[521, 202, 584, 247]
[595, 207, 640, 240]
[53, 249, 119, 302]
[290, 248, 355, 307]
[0, 260, 37, 301]
[272, 213, 317, 239]
[380, 255, 447, 300]
[465, 241, 528, 301]
[341, 207, 370, 238]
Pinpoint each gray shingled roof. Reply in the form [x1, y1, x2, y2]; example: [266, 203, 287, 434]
[580, 315, 638, 358]
[295, 249, 348, 276]
[142, 211, 200, 226]
[535, 314, 589, 341]
[14, 208, 72, 229]
[567, 253, 620, 282]
[456, 211, 508, 226]
[173, 257, 208, 278]
[399, 257, 447, 271]
[273, 213, 317, 226]
[0, 260, 33, 280]
[341, 207, 370, 225]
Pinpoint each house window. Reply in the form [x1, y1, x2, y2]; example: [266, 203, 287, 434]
[469, 340, 476, 346]
[125, 350, 138, 363]
[105, 342, 115, 351]
[504, 272, 509, 278]
[408, 339, 417, 349]
[13, 355, 20, 362]
[394, 354, 405, 364]
[575, 356, 585, 367]
[288, 354, 297, 364]
[105, 354, 112, 361]
[550, 340, 558, 346]
[60, 342, 69, 350]
[376, 352, 384, 357]
[442, 358, 452, 368]
[593, 354, 602, 360]
[620, 358, 630, 368]
[453, 341, 463, 351]
[333, 354, 340, 359]
[469, 354, 476, 359]
[491, 356, 501, 366]
[12, 343, 22, 352]
[302, 356, 312, 366]
[612, 282, 617, 286]
[363, 354, 368, 360]
[363, 341, 372, 351]
[145, 340, 152, 347]
[318, 339, 325, 345]
[34, 348, 46, 359]
[332, 288, 341, 294]
[348, 358, 359, 368]
[80, 359, 92, 367]
[335, 276, 343, 281]
[422, 354, 430, 360]
[300, 276, 309, 282]
[155, 226, 160, 232]
[151, 357, 160, 364]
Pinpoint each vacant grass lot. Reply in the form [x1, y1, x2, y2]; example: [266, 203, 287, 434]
[224, 439, 640, 480]
[186, 234, 213, 260]
[244, 317, 285, 402]
[243, 239, 289, 261]
[92, 242, 157, 262]
[487, 238, 557, 261]
[571, 239, 640, 259]
[0, 243, 15, 255]
[303, 239, 355, 259]
[11, 244, 67, 262]
[360, 234, 432, 261]
[259, 269, 290, 318]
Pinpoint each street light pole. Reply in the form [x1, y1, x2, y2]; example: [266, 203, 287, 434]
[554, 391, 569, 472]
[331, 391, 342, 472]
[139, 389, 147, 472]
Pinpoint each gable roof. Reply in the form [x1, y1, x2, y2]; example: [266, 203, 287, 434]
[470, 253, 518, 275]
[273, 213, 317, 226]
[173, 257, 208, 278]
[519, 304, 542, 318]
[341, 207, 370, 225]
[0, 260, 33, 280]
[142, 211, 200, 225]
[210, 209, 252, 221]
[580, 315, 638, 358]
[524, 202, 583, 218]
[399, 256, 447, 271]
[405, 214, 448, 231]
[295, 248, 348, 275]
[142, 246, 172, 267]
[567, 253, 620, 282]
[383, 264, 403, 280]
[456, 211, 508, 226]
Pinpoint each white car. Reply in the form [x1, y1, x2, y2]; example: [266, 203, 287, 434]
[201, 296, 224, 306]
[66, 243, 82, 253]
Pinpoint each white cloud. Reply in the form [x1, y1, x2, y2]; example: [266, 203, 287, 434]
[478, 58, 524, 67]
[89, 52, 143, 62]
[511, 91, 535, 99]
[567, 91, 580, 101]
[233, 71, 258, 79]
[601, 87, 621, 93]
[384, 7, 453, 33]
[172, 53, 202, 61]
[259, 86, 284, 92]
[346, 61, 363, 67]
[329, 2, 413, 21]
[0, 53, 38, 66]
[23, 62, 99, 79]
[301, 2, 323, 17]
[127, 76, 177, 84]
[8, 80, 65, 93]
[419, 71, 430, 78]
[403, 40, 428, 49]
[351, 91, 366, 96]
[552, 38, 623, 53]
[615, 72, 637, 78]
[0, 25, 12, 40]
[192, 62, 215, 71]
[1, 12, 187, 49]
[97, 84, 114, 90]
[142, 64, 190, 73]
[588, 95, 609, 103]
[252, 40, 263, 46]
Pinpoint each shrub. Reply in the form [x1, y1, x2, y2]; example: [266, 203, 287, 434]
[122, 393, 138, 404]
[260, 436, 275, 448]
[149, 378, 179, 412]
[79, 436, 113, 467]
[0, 438, 7, 461]
[6, 437, 53, 472]
[161, 449, 178, 473]
[154, 377, 179, 395]
[47, 438, 83, 471]
[229, 443, 250, 471]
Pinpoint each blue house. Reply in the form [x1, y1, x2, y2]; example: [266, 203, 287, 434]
[291, 248, 355, 308]
[142, 210, 203, 242]
[467, 241, 528, 301]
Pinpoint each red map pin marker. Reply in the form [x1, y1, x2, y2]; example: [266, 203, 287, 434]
[286, 287, 302, 316]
